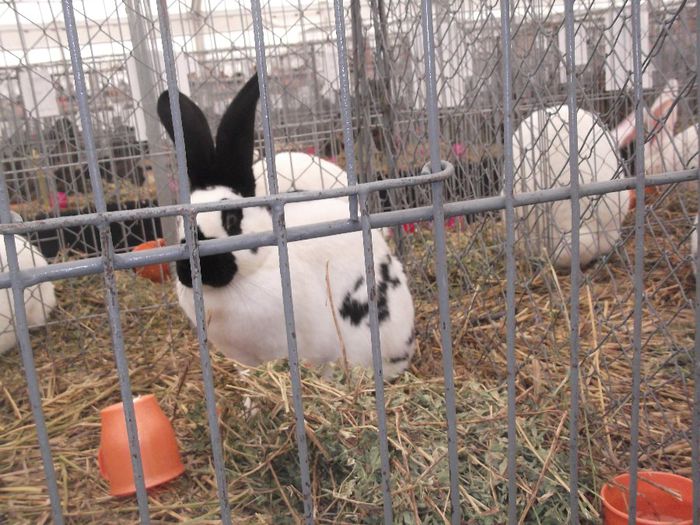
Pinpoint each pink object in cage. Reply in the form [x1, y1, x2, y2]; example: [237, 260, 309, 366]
[49, 191, 68, 209]
[451, 143, 466, 157]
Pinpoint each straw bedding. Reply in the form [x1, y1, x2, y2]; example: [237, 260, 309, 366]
[0, 184, 696, 524]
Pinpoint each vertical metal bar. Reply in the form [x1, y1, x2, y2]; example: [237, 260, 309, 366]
[358, 189, 394, 524]
[333, 0, 359, 220]
[61, 1, 151, 523]
[692, 2, 699, 523]
[499, 0, 518, 521]
[563, 1, 581, 520]
[628, 1, 646, 522]
[154, 2, 232, 524]
[124, 0, 178, 247]
[0, 178, 64, 524]
[368, 0, 399, 188]
[249, 0, 314, 522]
[419, 0, 460, 522]
[350, 0, 371, 183]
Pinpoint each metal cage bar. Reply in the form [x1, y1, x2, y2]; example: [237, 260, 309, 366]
[0, 176, 64, 524]
[419, 0, 461, 521]
[358, 186, 395, 523]
[499, 0, 519, 521]
[563, 1, 582, 520]
[0, 169, 696, 292]
[61, 0, 151, 522]
[628, 1, 649, 521]
[333, 0, 359, 220]
[250, 0, 315, 520]
[154, 0, 232, 522]
[694, 3, 700, 522]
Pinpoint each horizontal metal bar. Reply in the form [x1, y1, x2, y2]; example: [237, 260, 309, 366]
[3, 167, 696, 239]
[0, 166, 453, 236]
[1, 167, 697, 290]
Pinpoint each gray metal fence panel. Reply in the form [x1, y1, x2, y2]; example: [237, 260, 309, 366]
[0, 0, 697, 523]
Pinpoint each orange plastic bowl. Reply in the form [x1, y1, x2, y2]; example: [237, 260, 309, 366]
[132, 239, 170, 283]
[98, 394, 184, 497]
[601, 472, 692, 525]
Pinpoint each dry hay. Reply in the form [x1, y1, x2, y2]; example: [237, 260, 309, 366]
[0, 184, 696, 523]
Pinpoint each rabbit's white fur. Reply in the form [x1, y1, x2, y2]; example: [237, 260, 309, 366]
[509, 106, 630, 269]
[0, 234, 56, 354]
[253, 152, 347, 196]
[176, 186, 415, 378]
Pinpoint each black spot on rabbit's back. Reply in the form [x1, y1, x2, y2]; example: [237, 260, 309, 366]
[387, 352, 410, 364]
[379, 256, 401, 289]
[339, 259, 399, 326]
[176, 227, 237, 288]
[352, 276, 364, 292]
[339, 294, 368, 326]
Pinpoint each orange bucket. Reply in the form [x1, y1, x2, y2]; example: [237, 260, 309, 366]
[601, 472, 693, 525]
[98, 394, 184, 497]
[132, 239, 171, 283]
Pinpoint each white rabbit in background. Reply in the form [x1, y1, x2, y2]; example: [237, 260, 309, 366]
[0, 212, 56, 354]
[614, 79, 688, 178]
[509, 81, 684, 270]
[664, 123, 699, 173]
[510, 106, 626, 269]
[157, 74, 416, 379]
[615, 79, 699, 277]
[253, 151, 347, 196]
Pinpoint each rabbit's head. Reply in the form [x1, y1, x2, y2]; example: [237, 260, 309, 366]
[615, 79, 680, 177]
[158, 74, 271, 288]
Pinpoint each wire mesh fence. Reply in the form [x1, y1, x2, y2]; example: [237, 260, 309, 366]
[0, 0, 698, 523]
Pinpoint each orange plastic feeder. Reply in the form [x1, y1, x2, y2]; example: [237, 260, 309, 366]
[98, 394, 184, 497]
[601, 471, 693, 525]
[132, 239, 171, 283]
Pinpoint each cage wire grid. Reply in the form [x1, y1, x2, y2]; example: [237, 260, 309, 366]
[0, 0, 698, 523]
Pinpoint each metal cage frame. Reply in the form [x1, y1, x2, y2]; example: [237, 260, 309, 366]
[0, 0, 698, 523]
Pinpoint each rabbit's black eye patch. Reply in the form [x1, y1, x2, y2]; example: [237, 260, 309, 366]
[222, 209, 243, 236]
[176, 228, 237, 288]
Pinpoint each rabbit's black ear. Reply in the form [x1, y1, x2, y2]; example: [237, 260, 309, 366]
[157, 90, 216, 189]
[214, 74, 259, 197]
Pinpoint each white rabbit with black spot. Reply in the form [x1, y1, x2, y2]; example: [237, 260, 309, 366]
[157, 74, 416, 379]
